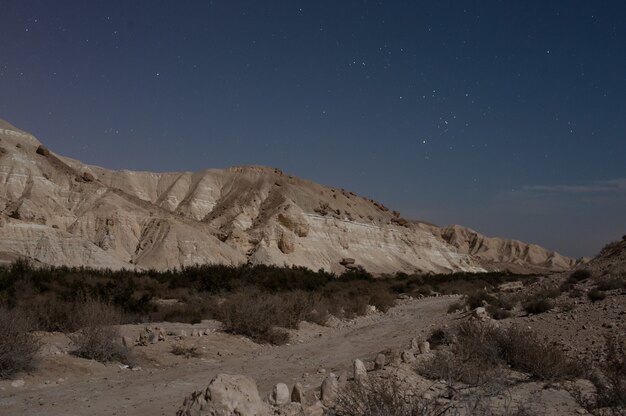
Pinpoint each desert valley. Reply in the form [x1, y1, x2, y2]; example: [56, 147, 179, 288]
[0, 121, 624, 415]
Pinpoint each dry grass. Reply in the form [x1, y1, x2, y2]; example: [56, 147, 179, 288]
[0, 308, 41, 379]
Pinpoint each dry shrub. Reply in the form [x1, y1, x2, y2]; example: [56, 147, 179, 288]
[497, 326, 582, 380]
[523, 297, 554, 314]
[594, 334, 626, 409]
[217, 289, 290, 345]
[587, 289, 607, 302]
[569, 269, 591, 283]
[447, 300, 465, 313]
[596, 278, 626, 291]
[486, 305, 513, 320]
[69, 300, 130, 363]
[334, 378, 446, 416]
[427, 327, 453, 349]
[171, 344, 201, 359]
[0, 307, 41, 379]
[419, 321, 581, 385]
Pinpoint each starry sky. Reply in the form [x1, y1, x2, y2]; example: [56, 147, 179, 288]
[1, 1, 625, 258]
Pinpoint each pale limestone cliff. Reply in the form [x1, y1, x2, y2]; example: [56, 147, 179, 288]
[0, 119, 574, 274]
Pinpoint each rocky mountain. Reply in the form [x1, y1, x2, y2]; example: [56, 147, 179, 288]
[0, 119, 577, 274]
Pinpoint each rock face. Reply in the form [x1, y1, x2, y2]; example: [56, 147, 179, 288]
[436, 224, 578, 273]
[0, 119, 575, 273]
[176, 374, 269, 416]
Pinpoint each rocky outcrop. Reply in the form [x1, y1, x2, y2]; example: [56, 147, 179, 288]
[176, 374, 269, 416]
[0, 119, 575, 274]
[436, 224, 578, 273]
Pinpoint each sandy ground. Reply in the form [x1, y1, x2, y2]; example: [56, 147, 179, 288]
[0, 296, 458, 416]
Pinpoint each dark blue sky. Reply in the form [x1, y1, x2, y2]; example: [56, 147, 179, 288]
[1, 1, 625, 258]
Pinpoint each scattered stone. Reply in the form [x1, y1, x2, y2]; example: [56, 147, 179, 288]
[375, 353, 386, 370]
[305, 401, 325, 416]
[339, 258, 356, 266]
[270, 383, 290, 406]
[291, 383, 306, 404]
[418, 341, 430, 354]
[36, 145, 50, 156]
[473, 307, 489, 321]
[278, 232, 295, 254]
[122, 336, 133, 348]
[401, 350, 416, 364]
[320, 374, 338, 405]
[337, 371, 348, 387]
[11, 379, 25, 388]
[353, 359, 368, 383]
[138, 332, 148, 346]
[82, 172, 96, 182]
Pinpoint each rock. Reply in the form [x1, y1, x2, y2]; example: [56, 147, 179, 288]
[11, 379, 25, 388]
[122, 336, 133, 348]
[36, 145, 50, 156]
[291, 382, 306, 404]
[82, 172, 96, 182]
[179, 330, 187, 338]
[339, 258, 356, 265]
[410, 337, 419, 350]
[401, 350, 416, 364]
[138, 332, 148, 346]
[418, 341, 430, 354]
[375, 353, 386, 370]
[269, 383, 290, 406]
[278, 232, 295, 254]
[353, 359, 368, 383]
[304, 401, 324, 416]
[191, 329, 199, 337]
[158, 330, 166, 341]
[320, 374, 338, 405]
[473, 307, 489, 321]
[176, 374, 269, 416]
[365, 305, 378, 315]
[337, 371, 348, 387]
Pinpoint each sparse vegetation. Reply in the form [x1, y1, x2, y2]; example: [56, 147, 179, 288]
[587, 289, 607, 302]
[335, 378, 446, 416]
[569, 269, 592, 283]
[0, 307, 41, 379]
[419, 321, 581, 384]
[170, 344, 201, 359]
[523, 297, 554, 314]
[68, 300, 131, 363]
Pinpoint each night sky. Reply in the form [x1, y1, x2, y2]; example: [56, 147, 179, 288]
[1, 1, 625, 258]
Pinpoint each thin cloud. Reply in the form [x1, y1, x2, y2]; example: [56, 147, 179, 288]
[522, 178, 626, 194]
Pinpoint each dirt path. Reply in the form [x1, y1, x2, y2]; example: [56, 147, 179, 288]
[0, 296, 458, 416]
